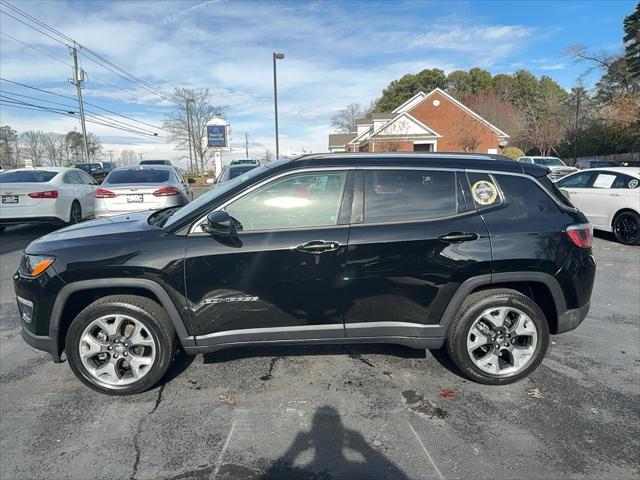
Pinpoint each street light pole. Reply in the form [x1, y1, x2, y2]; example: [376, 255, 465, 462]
[273, 52, 284, 159]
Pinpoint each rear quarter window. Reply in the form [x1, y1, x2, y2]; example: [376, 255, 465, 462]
[492, 174, 562, 220]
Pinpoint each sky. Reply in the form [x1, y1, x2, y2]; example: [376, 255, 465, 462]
[0, 0, 636, 169]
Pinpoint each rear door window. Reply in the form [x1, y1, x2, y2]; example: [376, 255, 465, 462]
[363, 170, 458, 223]
[556, 172, 595, 188]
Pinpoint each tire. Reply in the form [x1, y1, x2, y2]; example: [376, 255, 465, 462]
[68, 201, 82, 225]
[612, 210, 640, 245]
[446, 288, 549, 385]
[65, 295, 176, 395]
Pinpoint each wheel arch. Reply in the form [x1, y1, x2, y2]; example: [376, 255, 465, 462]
[440, 272, 566, 335]
[50, 278, 194, 361]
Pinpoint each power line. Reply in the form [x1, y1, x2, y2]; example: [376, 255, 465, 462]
[0, 1, 178, 104]
[0, 99, 166, 141]
[0, 31, 72, 67]
[1, 91, 163, 136]
[0, 78, 167, 132]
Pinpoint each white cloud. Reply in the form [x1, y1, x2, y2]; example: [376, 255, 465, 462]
[0, 0, 565, 155]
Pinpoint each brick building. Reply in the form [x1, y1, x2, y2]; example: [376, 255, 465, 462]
[328, 88, 509, 154]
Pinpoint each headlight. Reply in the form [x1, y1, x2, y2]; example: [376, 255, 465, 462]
[19, 254, 55, 278]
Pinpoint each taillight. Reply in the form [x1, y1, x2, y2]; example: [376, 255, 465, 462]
[28, 190, 58, 199]
[566, 223, 593, 248]
[95, 188, 116, 198]
[153, 186, 181, 197]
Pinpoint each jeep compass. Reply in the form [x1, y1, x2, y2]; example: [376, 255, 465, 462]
[14, 153, 595, 395]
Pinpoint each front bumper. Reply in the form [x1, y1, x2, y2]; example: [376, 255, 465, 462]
[21, 326, 63, 362]
[556, 301, 591, 334]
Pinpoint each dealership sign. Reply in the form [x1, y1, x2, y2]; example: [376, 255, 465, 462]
[207, 125, 228, 148]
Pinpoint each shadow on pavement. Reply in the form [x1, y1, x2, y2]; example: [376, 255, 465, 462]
[260, 405, 410, 480]
[203, 343, 426, 364]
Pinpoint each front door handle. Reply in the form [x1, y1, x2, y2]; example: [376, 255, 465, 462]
[438, 232, 479, 243]
[296, 240, 341, 253]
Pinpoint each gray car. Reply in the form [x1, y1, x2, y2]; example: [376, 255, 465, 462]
[94, 165, 193, 218]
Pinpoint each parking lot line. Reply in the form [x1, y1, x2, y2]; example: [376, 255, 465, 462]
[212, 419, 237, 479]
[408, 421, 445, 480]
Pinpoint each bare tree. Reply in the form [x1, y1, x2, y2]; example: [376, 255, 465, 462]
[454, 120, 485, 152]
[20, 130, 47, 166]
[119, 149, 137, 166]
[331, 103, 366, 133]
[164, 87, 226, 176]
[44, 133, 66, 166]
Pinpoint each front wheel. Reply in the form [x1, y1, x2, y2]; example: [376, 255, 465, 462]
[66, 295, 176, 395]
[613, 210, 640, 245]
[446, 289, 549, 385]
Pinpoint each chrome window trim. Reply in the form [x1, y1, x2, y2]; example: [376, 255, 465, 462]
[189, 166, 356, 235]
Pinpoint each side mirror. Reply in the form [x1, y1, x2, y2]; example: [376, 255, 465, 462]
[201, 210, 236, 236]
[187, 177, 196, 184]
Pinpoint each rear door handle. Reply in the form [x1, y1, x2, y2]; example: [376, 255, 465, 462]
[296, 240, 341, 253]
[438, 232, 479, 242]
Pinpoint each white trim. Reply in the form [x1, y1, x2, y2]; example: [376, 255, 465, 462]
[347, 127, 373, 145]
[369, 112, 442, 139]
[392, 92, 428, 113]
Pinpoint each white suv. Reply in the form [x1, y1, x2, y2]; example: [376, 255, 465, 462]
[517, 156, 577, 181]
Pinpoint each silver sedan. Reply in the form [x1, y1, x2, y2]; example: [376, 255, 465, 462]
[94, 165, 194, 218]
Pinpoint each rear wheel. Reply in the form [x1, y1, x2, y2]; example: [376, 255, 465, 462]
[68, 201, 82, 225]
[612, 210, 640, 245]
[66, 295, 176, 395]
[447, 289, 549, 385]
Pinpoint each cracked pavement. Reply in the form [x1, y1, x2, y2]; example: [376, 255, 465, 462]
[1, 221, 639, 480]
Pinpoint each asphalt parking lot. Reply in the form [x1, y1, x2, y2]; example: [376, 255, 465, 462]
[1, 208, 638, 479]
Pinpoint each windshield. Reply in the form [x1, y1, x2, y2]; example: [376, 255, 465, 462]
[0, 170, 58, 182]
[163, 165, 268, 229]
[106, 169, 170, 184]
[534, 157, 565, 167]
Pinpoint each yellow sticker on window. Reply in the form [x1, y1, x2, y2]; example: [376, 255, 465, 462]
[471, 180, 498, 206]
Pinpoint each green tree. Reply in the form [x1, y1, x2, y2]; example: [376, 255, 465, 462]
[468, 67, 493, 94]
[376, 68, 447, 111]
[446, 70, 472, 97]
[623, 2, 640, 78]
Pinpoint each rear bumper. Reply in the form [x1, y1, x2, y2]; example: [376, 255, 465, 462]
[556, 301, 591, 334]
[0, 216, 66, 226]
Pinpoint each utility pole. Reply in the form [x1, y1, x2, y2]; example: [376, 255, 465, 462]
[139, 153, 143, 162]
[69, 46, 90, 162]
[186, 98, 196, 175]
[245, 132, 249, 159]
[108, 150, 113, 164]
[273, 52, 284, 159]
[573, 87, 581, 165]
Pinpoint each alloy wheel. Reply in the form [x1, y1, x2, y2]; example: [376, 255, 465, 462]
[614, 213, 639, 244]
[70, 203, 82, 224]
[78, 314, 157, 387]
[466, 306, 538, 376]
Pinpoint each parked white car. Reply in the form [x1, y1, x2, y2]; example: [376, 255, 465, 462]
[0, 167, 98, 232]
[517, 156, 577, 181]
[94, 165, 193, 218]
[556, 167, 640, 245]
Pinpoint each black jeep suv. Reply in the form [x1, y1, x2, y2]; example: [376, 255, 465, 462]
[14, 153, 595, 394]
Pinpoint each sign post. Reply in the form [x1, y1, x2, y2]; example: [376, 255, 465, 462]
[206, 117, 230, 182]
